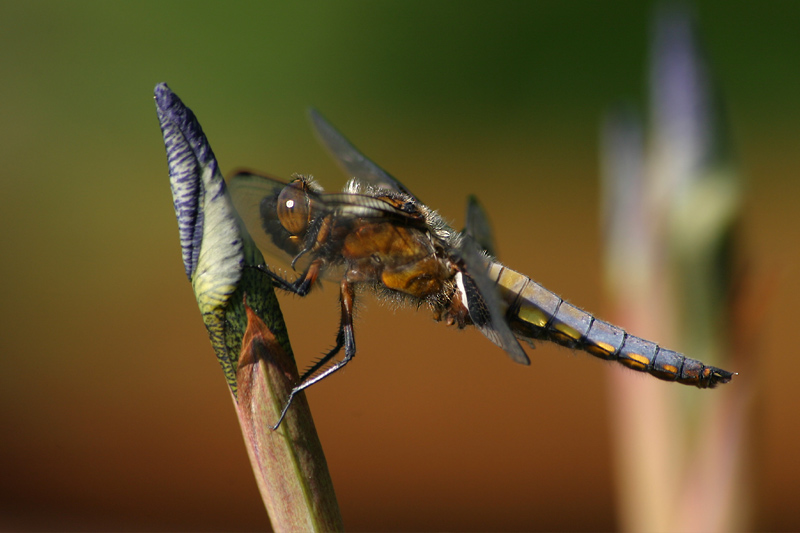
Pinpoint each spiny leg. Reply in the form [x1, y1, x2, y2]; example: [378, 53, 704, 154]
[272, 279, 357, 430]
[300, 328, 345, 382]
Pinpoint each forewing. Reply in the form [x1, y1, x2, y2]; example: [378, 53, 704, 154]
[309, 108, 419, 200]
[456, 236, 530, 365]
[322, 192, 425, 224]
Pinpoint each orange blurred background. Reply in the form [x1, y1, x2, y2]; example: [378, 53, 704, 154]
[1, 1, 798, 531]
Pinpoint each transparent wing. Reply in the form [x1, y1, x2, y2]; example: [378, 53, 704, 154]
[456, 235, 530, 365]
[309, 108, 420, 200]
[321, 192, 426, 223]
[227, 170, 302, 268]
[464, 194, 497, 258]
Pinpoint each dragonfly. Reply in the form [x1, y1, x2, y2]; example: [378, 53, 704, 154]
[228, 110, 735, 428]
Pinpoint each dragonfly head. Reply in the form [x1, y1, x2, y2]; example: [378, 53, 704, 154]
[277, 179, 316, 236]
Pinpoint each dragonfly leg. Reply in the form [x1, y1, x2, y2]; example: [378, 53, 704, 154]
[271, 279, 357, 430]
[300, 328, 345, 383]
[255, 259, 322, 297]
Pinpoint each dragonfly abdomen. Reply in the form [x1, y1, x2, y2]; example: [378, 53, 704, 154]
[486, 262, 733, 388]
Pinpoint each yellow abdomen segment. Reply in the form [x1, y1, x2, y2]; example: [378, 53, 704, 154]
[486, 261, 733, 389]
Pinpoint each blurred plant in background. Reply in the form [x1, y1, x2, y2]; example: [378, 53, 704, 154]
[601, 5, 751, 532]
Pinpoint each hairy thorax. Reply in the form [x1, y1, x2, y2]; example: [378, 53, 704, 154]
[340, 221, 451, 298]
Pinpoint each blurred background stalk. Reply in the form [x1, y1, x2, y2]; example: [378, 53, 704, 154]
[601, 5, 751, 532]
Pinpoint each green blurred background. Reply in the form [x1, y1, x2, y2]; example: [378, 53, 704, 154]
[1, 1, 798, 530]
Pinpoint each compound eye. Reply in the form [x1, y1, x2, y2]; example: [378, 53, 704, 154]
[276, 183, 310, 235]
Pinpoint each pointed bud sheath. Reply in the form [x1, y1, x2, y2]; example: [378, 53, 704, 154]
[237, 304, 342, 531]
[155, 83, 342, 532]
